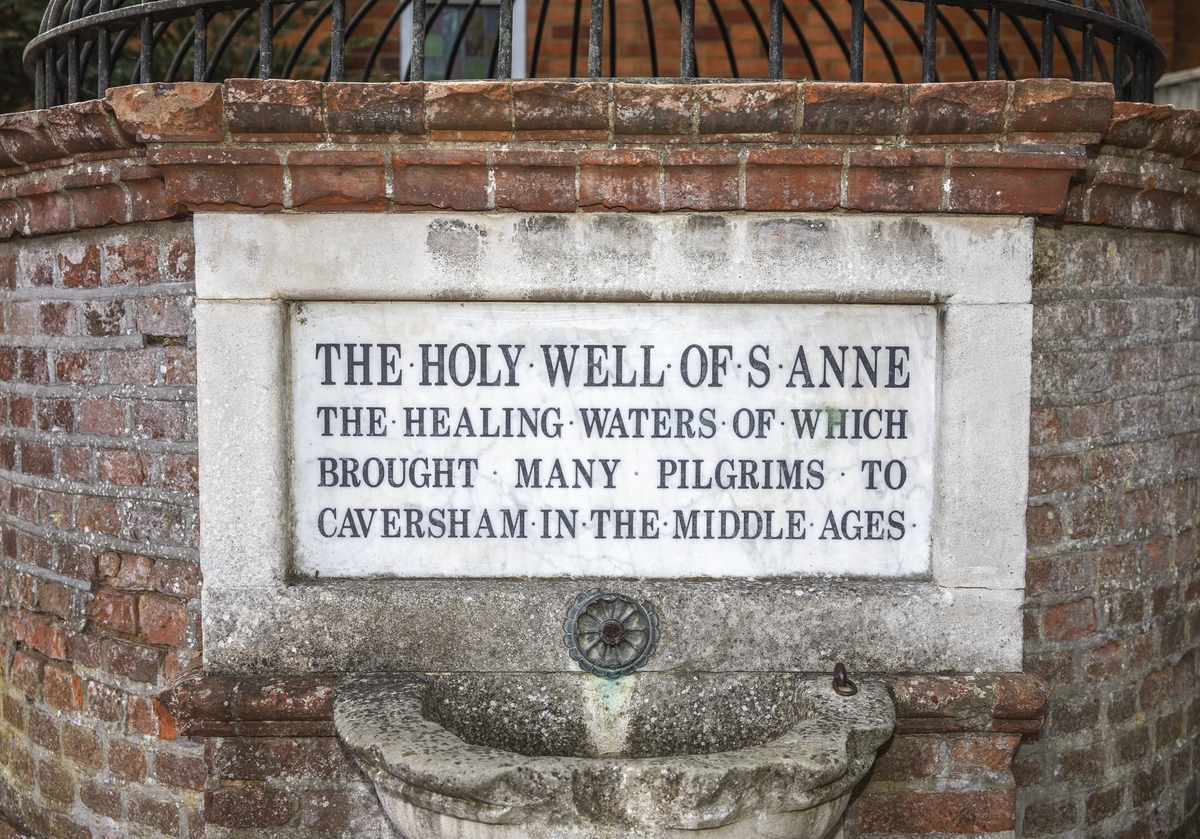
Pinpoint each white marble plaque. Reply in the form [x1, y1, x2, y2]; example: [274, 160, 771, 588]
[290, 302, 936, 578]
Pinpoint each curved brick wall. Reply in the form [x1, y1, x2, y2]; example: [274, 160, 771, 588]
[0, 79, 1193, 839]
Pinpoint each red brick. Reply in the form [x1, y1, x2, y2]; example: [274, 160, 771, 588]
[225, 78, 324, 140]
[105, 239, 159, 285]
[513, 80, 609, 139]
[947, 164, 1076, 215]
[62, 723, 102, 769]
[206, 787, 293, 828]
[107, 639, 162, 683]
[109, 739, 147, 781]
[99, 450, 149, 486]
[77, 497, 120, 536]
[81, 780, 121, 820]
[870, 735, 940, 780]
[14, 611, 68, 659]
[1153, 108, 1200, 157]
[1029, 455, 1083, 495]
[578, 149, 661, 211]
[152, 558, 202, 600]
[82, 299, 125, 336]
[663, 150, 739, 211]
[108, 553, 154, 590]
[846, 150, 944, 212]
[1027, 502, 1062, 546]
[801, 82, 904, 141]
[745, 148, 842, 211]
[37, 760, 75, 803]
[235, 677, 336, 721]
[71, 183, 130, 229]
[948, 734, 1020, 773]
[163, 236, 194, 282]
[135, 297, 191, 338]
[163, 346, 196, 385]
[425, 82, 512, 140]
[1103, 102, 1173, 150]
[89, 587, 138, 634]
[140, 594, 188, 647]
[908, 81, 1008, 140]
[993, 675, 1048, 719]
[107, 82, 225, 142]
[105, 349, 158, 385]
[36, 398, 74, 431]
[125, 177, 178, 225]
[698, 82, 797, 141]
[856, 790, 1015, 833]
[1009, 79, 1113, 142]
[287, 150, 387, 211]
[0, 112, 66, 165]
[43, 661, 83, 710]
[10, 650, 44, 697]
[26, 706, 60, 750]
[159, 158, 284, 210]
[392, 150, 488, 210]
[130, 695, 177, 740]
[1117, 488, 1157, 530]
[39, 579, 75, 619]
[86, 679, 125, 722]
[162, 456, 199, 494]
[300, 791, 352, 830]
[1045, 597, 1097, 640]
[59, 244, 101, 288]
[493, 150, 577, 212]
[326, 82, 424, 138]
[154, 751, 205, 790]
[17, 348, 49, 384]
[67, 631, 100, 668]
[132, 400, 186, 439]
[613, 83, 691, 141]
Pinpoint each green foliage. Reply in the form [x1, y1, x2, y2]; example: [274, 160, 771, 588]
[0, 0, 43, 112]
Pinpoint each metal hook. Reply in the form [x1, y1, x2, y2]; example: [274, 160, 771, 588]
[832, 662, 858, 696]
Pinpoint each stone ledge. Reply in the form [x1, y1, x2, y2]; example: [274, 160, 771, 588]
[159, 672, 1046, 737]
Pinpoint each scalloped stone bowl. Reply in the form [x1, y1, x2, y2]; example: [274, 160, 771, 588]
[334, 672, 895, 839]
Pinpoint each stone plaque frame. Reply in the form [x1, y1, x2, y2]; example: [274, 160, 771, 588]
[196, 212, 1032, 675]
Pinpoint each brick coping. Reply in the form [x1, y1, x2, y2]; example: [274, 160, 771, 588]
[0, 79, 1196, 238]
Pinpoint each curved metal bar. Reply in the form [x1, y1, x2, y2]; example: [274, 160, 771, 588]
[859, 1, 904, 81]
[165, 24, 197, 80]
[443, 0, 482, 78]
[701, 0, 738, 78]
[22, 0, 1168, 99]
[638, 0, 658, 77]
[569, 0, 583, 77]
[529, 0, 553, 76]
[877, 0, 928, 72]
[242, 1, 303, 81]
[608, 0, 616, 76]
[965, 6, 1015, 78]
[1054, 23, 1080, 78]
[936, 8, 979, 79]
[281, 0, 333, 79]
[208, 6, 256, 79]
[806, 0, 851, 66]
[1005, 11, 1042, 66]
[361, 0, 406, 80]
[736, 0, 771, 64]
[781, 1, 821, 78]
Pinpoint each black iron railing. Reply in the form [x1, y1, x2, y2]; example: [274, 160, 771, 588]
[25, 0, 1164, 108]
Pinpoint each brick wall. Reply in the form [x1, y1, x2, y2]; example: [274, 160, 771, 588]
[1017, 224, 1200, 839]
[0, 80, 1195, 839]
[0, 222, 203, 838]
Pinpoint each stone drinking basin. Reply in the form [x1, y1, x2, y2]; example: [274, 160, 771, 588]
[334, 672, 895, 839]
